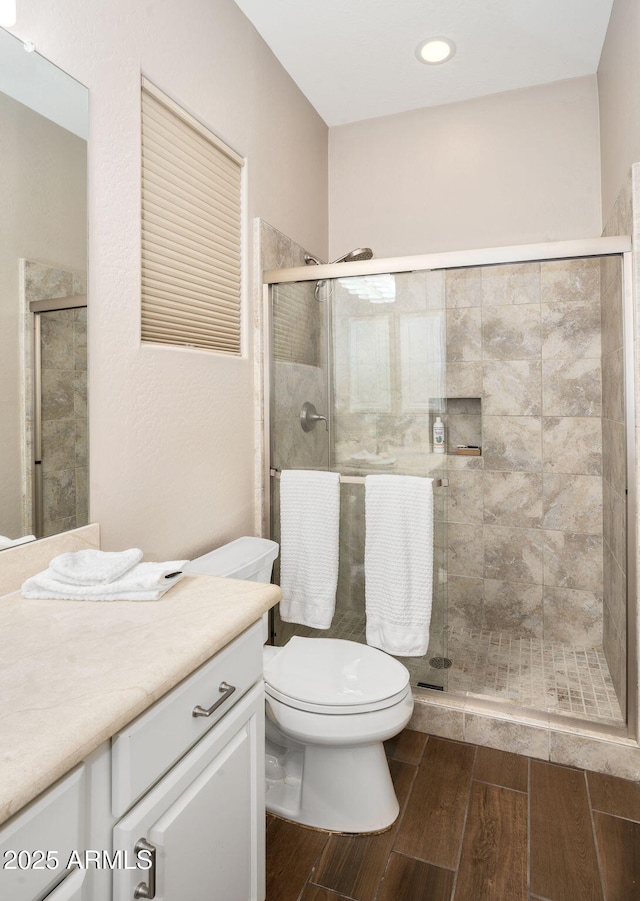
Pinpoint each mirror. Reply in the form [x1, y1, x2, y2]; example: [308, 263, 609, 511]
[0, 27, 88, 547]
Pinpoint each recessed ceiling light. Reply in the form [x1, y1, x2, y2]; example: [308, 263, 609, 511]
[415, 37, 456, 65]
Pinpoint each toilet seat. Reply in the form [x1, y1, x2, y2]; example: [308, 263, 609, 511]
[264, 637, 410, 715]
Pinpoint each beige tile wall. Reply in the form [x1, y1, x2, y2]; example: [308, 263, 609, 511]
[444, 258, 607, 650]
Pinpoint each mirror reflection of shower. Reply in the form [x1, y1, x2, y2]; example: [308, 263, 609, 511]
[304, 247, 374, 300]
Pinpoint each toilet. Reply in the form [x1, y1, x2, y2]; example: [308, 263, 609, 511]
[187, 536, 414, 834]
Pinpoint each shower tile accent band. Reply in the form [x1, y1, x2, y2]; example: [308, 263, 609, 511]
[269, 468, 448, 488]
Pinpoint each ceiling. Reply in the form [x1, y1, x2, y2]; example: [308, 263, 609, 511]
[233, 0, 614, 127]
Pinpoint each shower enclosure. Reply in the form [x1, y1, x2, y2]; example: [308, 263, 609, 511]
[264, 237, 636, 735]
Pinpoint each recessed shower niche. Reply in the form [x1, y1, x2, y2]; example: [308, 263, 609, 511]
[265, 237, 635, 734]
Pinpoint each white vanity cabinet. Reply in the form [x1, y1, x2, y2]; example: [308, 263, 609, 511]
[111, 620, 265, 901]
[0, 620, 267, 901]
[0, 765, 87, 901]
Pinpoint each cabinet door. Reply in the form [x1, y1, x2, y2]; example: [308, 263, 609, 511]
[44, 868, 86, 900]
[113, 682, 265, 901]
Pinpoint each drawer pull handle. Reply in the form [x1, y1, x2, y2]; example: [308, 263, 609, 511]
[192, 681, 236, 718]
[133, 837, 156, 899]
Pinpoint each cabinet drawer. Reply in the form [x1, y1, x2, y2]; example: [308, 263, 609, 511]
[0, 765, 85, 901]
[112, 621, 262, 817]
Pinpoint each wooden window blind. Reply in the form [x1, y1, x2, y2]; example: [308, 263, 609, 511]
[141, 79, 244, 353]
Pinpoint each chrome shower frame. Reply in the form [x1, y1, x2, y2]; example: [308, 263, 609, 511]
[262, 235, 637, 741]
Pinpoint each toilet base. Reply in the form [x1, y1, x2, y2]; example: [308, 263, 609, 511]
[265, 737, 400, 833]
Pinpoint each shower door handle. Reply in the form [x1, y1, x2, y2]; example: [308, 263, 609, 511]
[300, 401, 328, 432]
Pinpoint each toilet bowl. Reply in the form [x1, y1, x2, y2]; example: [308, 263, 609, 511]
[188, 536, 414, 834]
[264, 637, 413, 833]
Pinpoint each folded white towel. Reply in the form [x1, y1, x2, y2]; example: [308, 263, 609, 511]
[49, 548, 144, 585]
[0, 534, 36, 550]
[365, 474, 433, 656]
[21, 560, 189, 601]
[279, 469, 340, 629]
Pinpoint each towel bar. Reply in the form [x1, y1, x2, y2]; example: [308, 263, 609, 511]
[269, 469, 448, 488]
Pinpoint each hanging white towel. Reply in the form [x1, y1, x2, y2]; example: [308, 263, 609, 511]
[365, 474, 433, 656]
[279, 469, 340, 629]
[49, 548, 144, 585]
[21, 560, 189, 601]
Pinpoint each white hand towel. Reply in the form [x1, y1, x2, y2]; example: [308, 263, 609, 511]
[279, 469, 340, 629]
[49, 548, 144, 585]
[21, 560, 188, 601]
[365, 474, 433, 656]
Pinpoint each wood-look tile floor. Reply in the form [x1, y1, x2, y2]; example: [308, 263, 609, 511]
[266, 729, 640, 901]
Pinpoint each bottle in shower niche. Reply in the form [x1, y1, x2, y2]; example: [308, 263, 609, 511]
[433, 416, 445, 453]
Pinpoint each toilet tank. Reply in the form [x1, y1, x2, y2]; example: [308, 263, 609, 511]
[186, 536, 279, 582]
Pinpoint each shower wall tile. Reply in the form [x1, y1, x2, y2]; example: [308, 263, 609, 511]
[601, 276, 624, 357]
[602, 418, 626, 495]
[543, 587, 603, 646]
[482, 416, 542, 472]
[483, 526, 544, 584]
[42, 469, 76, 522]
[481, 262, 540, 306]
[540, 258, 600, 305]
[483, 472, 543, 528]
[446, 362, 482, 398]
[41, 420, 76, 473]
[481, 304, 542, 360]
[447, 576, 484, 631]
[603, 609, 626, 712]
[542, 417, 602, 475]
[41, 370, 75, 420]
[541, 301, 602, 359]
[602, 348, 625, 423]
[482, 360, 541, 416]
[543, 531, 603, 592]
[73, 313, 87, 370]
[603, 479, 626, 574]
[447, 523, 484, 579]
[541, 359, 602, 417]
[542, 474, 603, 533]
[603, 545, 627, 641]
[482, 580, 543, 637]
[446, 307, 482, 361]
[445, 268, 482, 308]
[446, 470, 484, 525]
[40, 315, 75, 369]
[75, 419, 88, 468]
[24, 260, 74, 300]
[73, 371, 87, 419]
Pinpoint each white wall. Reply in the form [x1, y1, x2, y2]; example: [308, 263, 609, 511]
[0, 92, 86, 539]
[598, 0, 640, 222]
[8, 0, 328, 559]
[329, 77, 602, 260]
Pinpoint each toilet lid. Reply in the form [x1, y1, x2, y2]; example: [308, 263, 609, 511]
[264, 637, 410, 711]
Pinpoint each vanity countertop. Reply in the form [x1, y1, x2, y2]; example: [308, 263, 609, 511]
[0, 573, 281, 825]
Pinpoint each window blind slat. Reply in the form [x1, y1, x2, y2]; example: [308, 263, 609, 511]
[142, 284, 240, 319]
[141, 81, 243, 355]
[142, 108, 241, 194]
[142, 244, 240, 291]
[144, 152, 240, 221]
[143, 226, 240, 278]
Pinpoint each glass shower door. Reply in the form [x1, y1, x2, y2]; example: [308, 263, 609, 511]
[329, 269, 450, 689]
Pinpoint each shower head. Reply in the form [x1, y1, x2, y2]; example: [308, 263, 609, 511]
[304, 248, 374, 266]
[331, 248, 374, 264]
